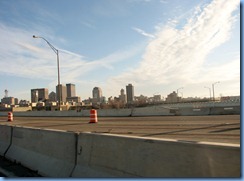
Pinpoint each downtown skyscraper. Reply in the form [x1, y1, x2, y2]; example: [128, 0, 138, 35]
[126, 84, 134, 104]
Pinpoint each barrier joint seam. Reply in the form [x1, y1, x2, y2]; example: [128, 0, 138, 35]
[69, 132, 79, 177]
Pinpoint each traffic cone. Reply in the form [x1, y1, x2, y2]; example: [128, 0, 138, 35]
[89, 109, 98, 123]
[8, 112, 13, 122]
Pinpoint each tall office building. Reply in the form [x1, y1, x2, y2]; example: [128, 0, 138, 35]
[31, 88, 48, 102]
[66, 83, 76, 97]
[119, 89, 127, 104]
[56, 84, 67, 103]
[126, 84, 134, 104]
[92, 87, 102, 103]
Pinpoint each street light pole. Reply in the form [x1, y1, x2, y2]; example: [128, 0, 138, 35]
[204, 86, 211, 101]
[33, 35, 61, 110]
[177, 87, 184, 102]
[212, 81, 220, 102]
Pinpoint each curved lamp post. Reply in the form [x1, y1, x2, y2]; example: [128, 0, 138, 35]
[177, 87, 184, 102]
[33, 35, 61, 110]
[212, 81, 220, 102]
[204, 86, 211, 101]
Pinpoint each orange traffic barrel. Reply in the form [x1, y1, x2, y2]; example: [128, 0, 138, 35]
[8, 112, 13, 122]
[89, 109, 98, 123]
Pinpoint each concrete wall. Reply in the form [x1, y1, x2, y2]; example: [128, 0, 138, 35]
[132, 106, 174, 116]
[72, 133, 240, 177]
[4, 126, 77, 177]
[97, 108, 132, 117]
[0, 106, 240, 117]
[0, 125, 240, 177]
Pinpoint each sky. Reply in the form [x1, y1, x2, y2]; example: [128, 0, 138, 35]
[0, 0, 240, 102]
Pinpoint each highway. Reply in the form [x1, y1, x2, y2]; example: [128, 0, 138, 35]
[0, 115, 240, 144]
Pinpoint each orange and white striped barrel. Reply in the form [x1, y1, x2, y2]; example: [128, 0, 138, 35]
[8, 112, 13, 122]
[89, 109, 98, 123]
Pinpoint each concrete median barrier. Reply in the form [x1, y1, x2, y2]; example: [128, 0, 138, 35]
[72, 133, 240, 177]
[0, 125, 12, 156]
[132, 106, 173, 116]
[1, 125, 240, 177]
[5, 126, 77, 177]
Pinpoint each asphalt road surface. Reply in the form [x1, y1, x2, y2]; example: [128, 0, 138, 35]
[0, 115, 240, 144]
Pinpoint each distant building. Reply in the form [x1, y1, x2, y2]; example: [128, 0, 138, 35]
[66, 83, 76, 97]
[220, 96, 240, 102]
[153, 95, 161, 102]
[14, 98, 19, 105]
[56, 84, 67, 103]
[119, 89, 127, 104]
[1, 97, 15, 105]
[166, 91, 180, 103]
[31, 88, 48, 102]
[92, 87, 103, 104]
[66, 96, 80, 103]
[134, 95, 147, 105]
[126, 84, 134, 104]
[49, 91, 56, 102]
[19, 100, 30, 107]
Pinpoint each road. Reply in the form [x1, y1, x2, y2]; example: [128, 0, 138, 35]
[0, 115, 240, 144]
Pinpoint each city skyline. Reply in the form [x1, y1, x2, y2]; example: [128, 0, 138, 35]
[1, 81, 239, 103]
[0, 0, 240, 101]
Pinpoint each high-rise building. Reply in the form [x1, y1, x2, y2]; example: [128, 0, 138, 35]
[92, 87, 102, 103]
[92, 87, 102, 99]
[31, 88, 48, 102]
[66, 83, 76, 97]
[126, 84, 134, 104]
[56, 84, 67, 103]
[119, 88, 127, 104]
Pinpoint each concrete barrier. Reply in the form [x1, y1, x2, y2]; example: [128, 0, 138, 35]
[132, 106, 173, 116]
[72, 133, 240, 177]
[210, 106, 240, 115]
[1, 125, 240, 177]
[0, 104, 240, 117]
[178, 107, 211, 116]
[97, 108, 132, 117]
[5, 126, 77, 177]
[0, 125, 12, 156]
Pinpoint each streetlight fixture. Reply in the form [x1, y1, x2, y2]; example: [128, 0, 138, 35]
[33, 35, 61, 110]
[212, 81, 220, 102]
[177, 87, 184, 102]
[204, 86, 211, 101]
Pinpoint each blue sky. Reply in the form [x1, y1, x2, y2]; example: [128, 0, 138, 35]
[0, 0, 240, 101]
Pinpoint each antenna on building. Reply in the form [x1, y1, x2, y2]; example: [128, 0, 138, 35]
[4, 89, 8, 98]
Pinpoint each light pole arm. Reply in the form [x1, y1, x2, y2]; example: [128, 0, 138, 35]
[33, 35, 58, 55]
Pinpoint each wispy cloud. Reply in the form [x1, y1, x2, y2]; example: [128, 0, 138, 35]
[132, 27, 155, 38]
[0, 21, 142, 88]
[108, 0, 240, 94]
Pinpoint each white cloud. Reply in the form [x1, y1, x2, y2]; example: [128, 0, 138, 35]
[0, 21, 142, 84]
[108, 0, 240, 96]
[132, 27, 155, 38]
